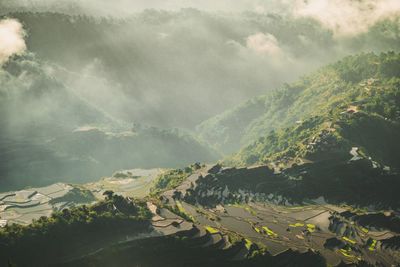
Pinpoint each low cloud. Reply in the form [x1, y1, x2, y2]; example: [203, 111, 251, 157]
[246, 33, 282, 57]
[2, 0, 400, 37]
[293, 0, 400, 36]
[0, 7, 399, 127]
[0, 18, 26, 64]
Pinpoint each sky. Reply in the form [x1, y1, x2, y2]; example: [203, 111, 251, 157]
[0, 0, 399, 188]
[0, 0, 399, 128]
[2, 0, 400, 36]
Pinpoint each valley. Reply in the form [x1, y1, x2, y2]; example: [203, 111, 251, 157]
[1, 52, 400, 266]
[0, 3, 400, 266]
[1, 163, 400, 266]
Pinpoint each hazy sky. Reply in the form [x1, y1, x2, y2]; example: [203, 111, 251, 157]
[2, 0, 400, 36]
[1, 0, 400, 128]
[0, 0, 400, 188]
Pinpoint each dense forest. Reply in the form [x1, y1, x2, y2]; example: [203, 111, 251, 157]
[200, 52, 400, 158]
[0, 192, 151, 266]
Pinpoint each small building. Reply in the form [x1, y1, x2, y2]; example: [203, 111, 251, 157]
[346, 105, 358, 114]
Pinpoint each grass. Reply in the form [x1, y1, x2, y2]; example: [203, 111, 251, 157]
[150, 167, 193, 195]
[289, 222, 305, 227]
[253, 226, 261, 234]
[224, 52, 400, 168]
[339, 246, 362, 261]
[307, 223, 316, 233]
[339, 247, 352, 258]
[244, 238, 253, 250]
[205, 226, 219, 234]
[368, 239, 377, 251]
[262, 226, 278, 238]
[175, 201, 196, 222]
[342, 236, 356, 245]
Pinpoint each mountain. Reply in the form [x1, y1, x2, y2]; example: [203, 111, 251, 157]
[3, 164, 399, 266]
[1, 53, 400, 267]
[0, 55, 218, 190]
[2, 5, 400, 267]
[196, 52, 400, 209]
[5, 10, 400, 128]
[198, 52, 400, 210]
[198, 52, 400, 158]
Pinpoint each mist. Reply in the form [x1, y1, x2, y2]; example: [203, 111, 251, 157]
[0, 18, 26, 64]
[0, 1, 400, 189]
[3, 8, 398, 128]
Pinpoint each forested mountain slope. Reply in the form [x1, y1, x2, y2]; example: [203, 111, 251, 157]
[198, 52, 400, 157]
[6, 10, 400, 127]
[212, 52, 400, 209]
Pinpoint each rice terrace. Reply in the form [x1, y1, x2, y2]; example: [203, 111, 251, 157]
[0, 0, 400, 266]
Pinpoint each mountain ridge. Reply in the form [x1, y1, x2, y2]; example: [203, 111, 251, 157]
[197, 52, 400, 163]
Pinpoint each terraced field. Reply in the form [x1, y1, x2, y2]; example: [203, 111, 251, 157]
[1, 165, 399, 266]
[153, 165, 400, 266]
[0, 169, 163, 226]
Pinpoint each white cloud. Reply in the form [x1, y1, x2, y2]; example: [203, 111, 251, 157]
[0, 18, 27, 64]
[246, 32, 282, 56]
[293, 0, 400, 36]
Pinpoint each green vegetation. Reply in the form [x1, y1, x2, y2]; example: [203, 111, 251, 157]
[150, 164, 201, 195]
[0, 7, 399, 267]
[224, 52, 400, 168]
[150, 169, 190, 195]
[49, 187, 95, 205]
[199, 52, 400, 161]
[342, 236, 357, 245]
[62, 229, 326, 267]
[338, 246, 362, 262]
[307, 224, 316, 233]
[253, 226, 261, 234]
[262, 226, 278, 238]
[112, 172, 130, 179]
[289, 222, 305, 228]
[174, 201, 196, 222]
[288, 222, 316, 233]
[368, 239, 377, 251]
[244, 238, 253, 250]
[0, 192, 151, 266]
[205, 225, 220, 234]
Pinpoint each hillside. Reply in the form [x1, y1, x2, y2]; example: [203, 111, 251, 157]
[6, 10, 400, 128]
[3, 166, 400, 266]
[197, 52, 400, 156]
[0, 55, 218, 190]
[225, 52, 400, 168]
[1, 53, 400, 266]
[1, 6, 400, 266]
[199, 52, 400, 211]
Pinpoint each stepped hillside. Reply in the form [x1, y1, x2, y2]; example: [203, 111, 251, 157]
[225, 52, 400, 168]
[2, 4, 400, 267]
[1, 53, 400, 267]
[203, 53, 400, 210]
[197, 52, 400, 155]
[3, 165, 400, 266]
